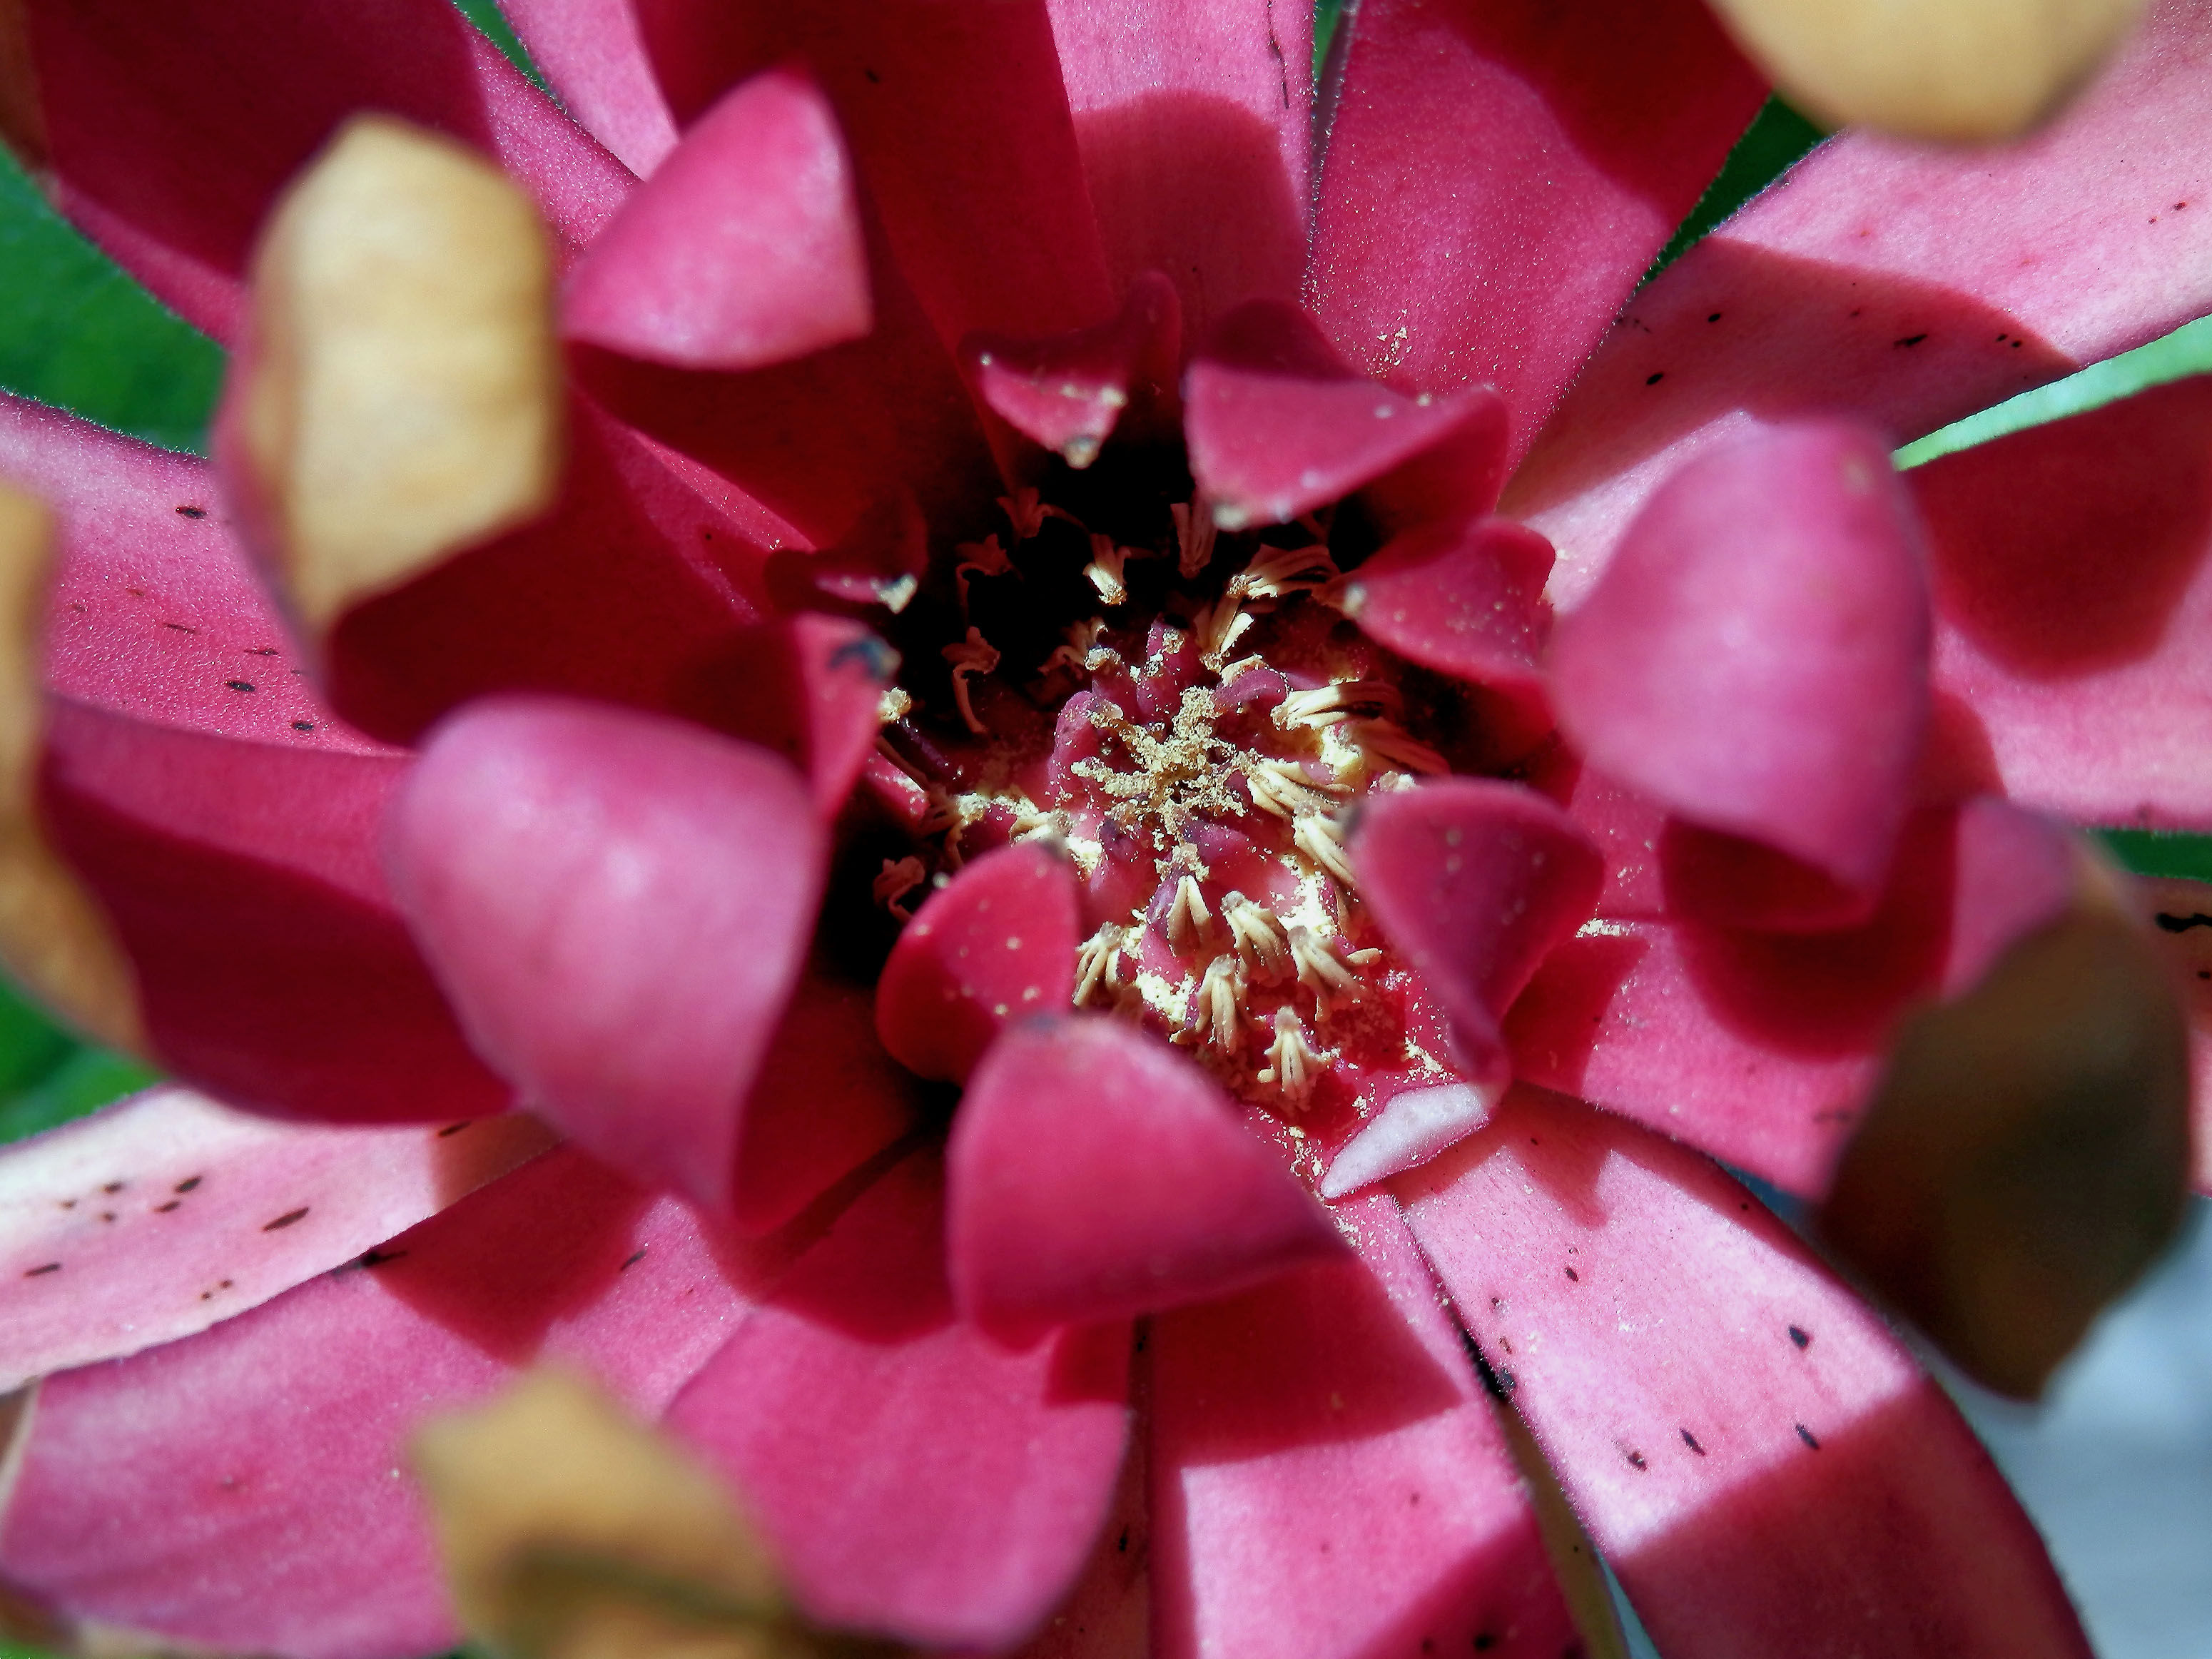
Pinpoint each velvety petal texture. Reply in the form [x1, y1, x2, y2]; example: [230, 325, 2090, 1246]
[1400, 1090, 2094, 1659]
[669, 1151, 1132, 1650]
[0, 1147, 770, 1659]
[386, 699, 823, 1210]
[1336, 517, 1553, 695]
[948, 1016, 1342, 1345]
[0, 1087, 550, 1386]
[1548, 419, 1932, 898]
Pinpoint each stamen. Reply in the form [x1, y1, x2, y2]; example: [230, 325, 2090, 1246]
[1075, 922, 1133, 1007]
[942, 626, 1001, 735]
[1287, 925, 1363, 1014]
[1256, 1006, 1326, 1107]
[1172, 499, 1218, 580]
[873, 856, 926, 920]
[954, 533, 1016, 614]
[1182, 954, 1247, 1054]
[1219, 891, 1292, 982]
[1166, 874, 1212, 953]
[1293, 812, 1358, 886]
[874, 734, 927, 784]
[1343, 717, 1448, 776]
[1274, 680, 1405, 731]
[1228, 544, 1339, 603]
[1192, 596, 1254, 670]
[1084, 534, 1130, 606]
[999, 487, 1078, 542]
[876, 686, 914, 725]
[1242, 756, 1346, 820]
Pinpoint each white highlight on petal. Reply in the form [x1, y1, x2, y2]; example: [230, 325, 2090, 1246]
[1319, 1080, 1498, 1199]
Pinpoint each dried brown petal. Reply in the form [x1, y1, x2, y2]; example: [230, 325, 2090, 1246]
[1705, 0, 2146, 141]
[1820, 853, 2191, 1398]
[235, 114, 560, 632]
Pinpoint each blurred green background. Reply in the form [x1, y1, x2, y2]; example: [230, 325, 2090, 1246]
[1, 4, 2210, 1654]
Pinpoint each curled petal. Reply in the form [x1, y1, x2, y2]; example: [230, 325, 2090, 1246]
[1334, 515, 1553, 696]
[563, 66, 873, 372]
[386, 698, 823, 1212]
[1548, 420, 1930, 898]
[947, 1016, 1342, 1346]
[964, 269, 1182, 469]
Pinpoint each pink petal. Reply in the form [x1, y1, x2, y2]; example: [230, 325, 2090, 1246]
[0, 394, 376, 754]
[562, 66, 871, 372]
[1515, 0, 2212, 604]
[1399, 1090, 2092, 1659]
[1005, 1392, 1152, 1659]
[1505, 800, 2081, 1197]
[636, 0, 1114, 352]
[19, 0, 632, 344]
[42, 700, 507, 1126]
[1548, 420, 1931, 896]
[876, 843, 1082, 1085]
[315, 397, 776, 746]
[1319, 1080, 1493, 1199]
[1336, 515, 1553, 694]
[965, 269, 1182, 469]
[0, 1086, 551, 1386]
[1350, 778, 1603, 1087]
[385, 698, 823, 1211]
[668, 1150, 1132, 1650]
[497, 0, 679, 176]
[1043, 0, 1311, 346]
[1914, 376, 2212, 829]
[1147, 1189, 1581, 1659]
[0, 1146, 775, 1659]
[728, 969, 916, 1236]
[946, 1016, 1342, 1346]
[1184, 300, 1509, 531]
[1307, 0, 1763, 458]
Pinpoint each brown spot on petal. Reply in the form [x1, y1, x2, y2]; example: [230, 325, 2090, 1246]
[262, 1207, 310, 1232]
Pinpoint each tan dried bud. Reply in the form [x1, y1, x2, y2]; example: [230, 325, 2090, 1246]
[1705, 0, 2147, 143]
[237, 115, 561, 632]
[0, 484, 142, 1054]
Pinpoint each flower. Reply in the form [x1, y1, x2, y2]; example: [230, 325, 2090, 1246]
[0, 2, 2204, 1658]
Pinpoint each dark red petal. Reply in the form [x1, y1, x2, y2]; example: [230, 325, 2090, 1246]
[946, 1016, 1342, 1346]
[1308, 0, 1763, 458]
[17, 0, 631, 344]
[1148, 1190, 1581, 1659]
[636, 0, 1114, 352]
[1515, 2, 2212, 604]
[1506, 800, 2082, 1197]
[385, 699, 823, 1211]
[1351, 779, 1603, 1086]
[1184, 300, 1508, 531]
[42, 701, 506, 1126]
[1336, 515, 1553, 695]
[313, 397, 776, 747]
[495, 0, 674, 176]
[964, 269, 1182, 468]
[564, 66, 871, 372]
[1549, 420, 1930, 895]
[876, 843, 1081, 1085]
[0, 1086, 551, 1386]
[1400, 1090, 2094, 1659]
[1044, 0, 1311, 348]
[0, 1147, 773, 1659]
[668, 1150, 1131, 1650]
[1916, 376, 2212, 830]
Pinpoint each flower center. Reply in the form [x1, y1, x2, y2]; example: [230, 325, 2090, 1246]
[871, 472, 1464, 1127]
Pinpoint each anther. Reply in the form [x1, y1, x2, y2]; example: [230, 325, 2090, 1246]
[1172, 499, 1218, 580]
[1242, 757, 1346, 819]
[954, 533, 1016, 614]
[1344, 717, 1447, 776]
[1219, 891, 1292, 982]
[1228, 544, 1339, 603]
[873, 856, 927, 920]
[1257, 1006, 1326, 1107]
[1184, 954, 1247, 1054]
[1075, 922, 1133, 1007]
[1084, 534, 1130, 606]
[942, 626, 1001, 735]
[1274, 680, 1405, 731]
[998, 487, 1077, 542]
[1167, 874, 1212, 952]
[1192, 597, 1253, 669]
[876, 686, 914, 725]
[1294, 813, 1358, 886]
[1287, 925, 1363, 1013]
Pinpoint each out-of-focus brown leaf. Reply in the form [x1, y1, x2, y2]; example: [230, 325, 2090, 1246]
[412, 1369, 899, 1659]
[1704, 0, 2146, 141]
[1820, 857, 2191, 1399]
[235, 114, 560, 634]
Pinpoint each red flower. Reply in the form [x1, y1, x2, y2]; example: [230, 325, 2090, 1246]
[0, 2, 2204, 1658]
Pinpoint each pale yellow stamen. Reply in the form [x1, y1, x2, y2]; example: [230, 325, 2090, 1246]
[1274, 680, 1405, 732]
[876, 685, 914, 726]
[1192, 597, 1254, 671]
[1288, 924, 1364, 1014]
[1242, 756, 1346, 820]
[1294, 813, 1358, 887]
[1257, 1006, 1326, 1107]
[1343, 717, 1448, 776]
[942, 626, 1000, 735]
[1229, 544, 1339, 604]
[1075, 922, 1133, 1007]
[1183, 954, 1247, 1054]
[1166, 874, 1212, 953]
[1219, 891, 1292, 983]
[1084, 534, 1130, 606]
